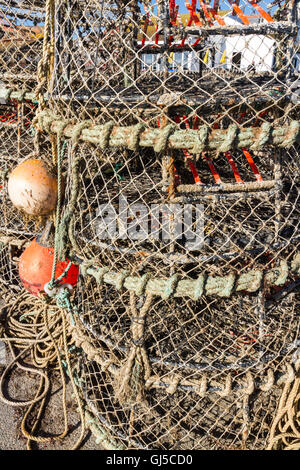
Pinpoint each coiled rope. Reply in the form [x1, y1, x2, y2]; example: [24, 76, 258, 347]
[0, 291, 85, 450]
[267, 360, 300, 450]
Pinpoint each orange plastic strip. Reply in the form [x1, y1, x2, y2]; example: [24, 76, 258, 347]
[191, 115, 223, 185]
[203, 155, 222, 184]
[178, 0, 203, 47]
[186, 155, 202, 184]
[1, 113, 16, 122]
[212, 118, 241, 183]
[225, 152, 244, 183]
[0, 11, 15, 29]
[141, 1, 151, 48]
[173, 164, 181, 185]
[170, 0, 179, 26]
[154, 23, 159, 45]
[141, 17, 149, 47]
[207, 6, 226, 26]
[193, 115, 200, 130]
[176, 115, 203, 184]
[247, 1, 274, 22]
[237, 111, 264, 181]
[229, 1, 250, 24]
[185, 0, 202, 26]
[242, 148, 263, 182]
[199, 0, 213, 26]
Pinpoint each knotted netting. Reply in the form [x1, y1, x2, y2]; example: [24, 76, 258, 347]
[0, 0, 300, 450]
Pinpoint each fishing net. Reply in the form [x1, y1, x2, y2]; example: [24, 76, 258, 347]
[0, 0, 300, 450]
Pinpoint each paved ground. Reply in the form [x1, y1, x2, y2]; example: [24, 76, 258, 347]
[0, 298, 103, 451]
[0, 361, 102, 451]
[0, 398, 25, 450]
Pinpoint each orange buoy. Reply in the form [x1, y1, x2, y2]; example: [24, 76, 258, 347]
[8, 159, 61, 216]
[19, 237, 79, 297]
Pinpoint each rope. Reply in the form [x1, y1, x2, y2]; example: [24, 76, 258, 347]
[82, 252, 299, 300]
[0, 292, 86, 449]
[34, 109, 300, 155]
[114, 292, 153, 404]
[49, 138, 68, 288]
[35, 0, 55, 106]
[267, 361, 300, 450]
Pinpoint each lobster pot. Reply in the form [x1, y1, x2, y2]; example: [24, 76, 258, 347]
[71, 270, 300, 450]
[0, 2, 43, 90]
[0, 114, 44, 234]
[61, 133, 300, 450]
[66, 142, 300, 271]
[0, 2, 46, 237]
[0, 0, 299, 452]
[60, 108, 300, 451]
[0, 236, 28, 294]
[46, 0, 299, 122]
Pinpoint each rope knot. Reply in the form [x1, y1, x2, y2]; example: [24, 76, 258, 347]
[279, 120, 300, 148]
[192, 125, 209, 155]
[114, 293, 153, 405]
[71, 120, 93, 146]
[99, 121, 115, 150]
[154, 124, 176, 153]
[217, 124, 238, 153]
[128, 123, 145, 152]
[54, 284, 77, 325]
[249, 122, 272, 150]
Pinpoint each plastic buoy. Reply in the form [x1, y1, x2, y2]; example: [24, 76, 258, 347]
[19, 224, 79, 297]
[8, 159, 61, 216]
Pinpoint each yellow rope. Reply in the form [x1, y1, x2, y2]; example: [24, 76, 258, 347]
[35, 0, 55, 105]
[267, 362, 300, 450]
[0, 291, 86, 450]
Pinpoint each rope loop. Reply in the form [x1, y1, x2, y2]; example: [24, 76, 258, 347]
[192, 124, 209, 155]
[99, 121, 115, 150]
[71, 120, 93, 146]
[128, 123, 146, 152]
[218, 124, 238, 153]
[153, 124, 176, 153]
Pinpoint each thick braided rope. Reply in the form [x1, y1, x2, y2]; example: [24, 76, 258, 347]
[0, 292, 86, 449]
[34, 109, 300, 154]
[50, 136, 68, 285]
[81, 253, 299, 300]
[267, 361, 300, 450]
[114, 292, 153, 404]
[35, 0, 55, 105]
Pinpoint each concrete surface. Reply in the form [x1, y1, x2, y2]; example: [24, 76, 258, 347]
[0, 363, 102, 451]
[0, 342, 5, 365]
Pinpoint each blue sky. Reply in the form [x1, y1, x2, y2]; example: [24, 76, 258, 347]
[157, 0, 275, 17]
[2, 1, 278, 27]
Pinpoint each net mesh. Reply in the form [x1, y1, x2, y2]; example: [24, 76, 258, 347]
[0, 0, 300, 450]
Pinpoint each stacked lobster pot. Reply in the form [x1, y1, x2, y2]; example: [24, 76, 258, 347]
[0, 0, 300, 450]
